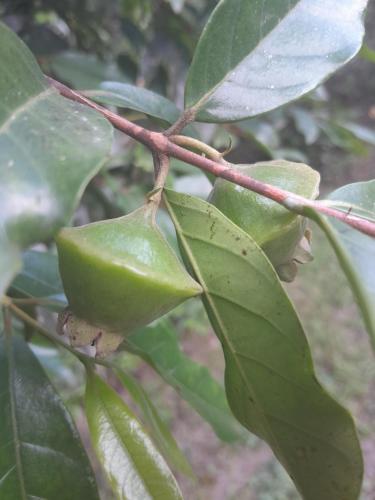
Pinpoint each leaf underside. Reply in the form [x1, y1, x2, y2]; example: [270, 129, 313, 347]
[165, 189, 363, 500]
[185, 0, 367, 122]
[85, 370, 183, 500]
[88, 82, 198, 137]
[89, 81, 181, 123]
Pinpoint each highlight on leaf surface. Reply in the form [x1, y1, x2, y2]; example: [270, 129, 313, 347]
[0, 21, 113, 299]
[209, 160, 320, 281]
[184, 0, 368, 122]
[85, 369, 183, 500]
[0, 335, 100, 500]
[56, 204, 202, 356]
[114, 368, 194, 478]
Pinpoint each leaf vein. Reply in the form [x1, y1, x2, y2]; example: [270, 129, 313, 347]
[0, 88, 55, 134]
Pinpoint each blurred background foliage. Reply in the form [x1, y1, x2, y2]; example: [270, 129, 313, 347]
[1, 0, 375, 189]
[1, 1, 374, 498]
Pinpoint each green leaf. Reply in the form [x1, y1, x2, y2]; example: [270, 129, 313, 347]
[85, 369, 183, 500]
[307, 181, 375, 351]
[185, 0, 368, 122]
[10, 250, 66, 310]
[87, 82, 198, 137]
[0, 334, 99, 499]
[87, 82, 181, 123]
[0, 23, 113, 298]
[50, 51, 130, 90]
[165, 189, 363, 500]
[114, 368, 194, 477]
[126, 320, 244, 442]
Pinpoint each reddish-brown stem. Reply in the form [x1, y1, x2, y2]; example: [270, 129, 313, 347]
[48, 77, 375, 238]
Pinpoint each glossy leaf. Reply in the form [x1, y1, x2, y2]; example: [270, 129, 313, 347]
[87, 82, 198, 137]
[0, 23, 113, 298]
[185, 0, 368, 122]
[85, 369, 183, 500]
[87, 82, 181, 123]
[51, 51, 130, 90]
[115, 369, 194, 477]
[165, 189, 363, 500]
[126, 320, 244, 442]
[307, 181, 375, 351]
[0, 334, 99, 499]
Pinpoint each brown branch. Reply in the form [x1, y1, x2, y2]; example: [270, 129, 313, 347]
[47, 77, 375, 238]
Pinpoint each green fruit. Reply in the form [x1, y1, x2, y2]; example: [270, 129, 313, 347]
[56, 205, 202, 340]
[209, 160, 320, 281]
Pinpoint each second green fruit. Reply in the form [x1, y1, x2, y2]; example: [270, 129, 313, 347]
[209, 160, 320, 281]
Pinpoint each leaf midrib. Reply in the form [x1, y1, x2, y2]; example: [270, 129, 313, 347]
[166, 194, 360, 483]
[0, 87, 54, 134]
[187, 0, 300, 113]
[164, 195, 298, 478]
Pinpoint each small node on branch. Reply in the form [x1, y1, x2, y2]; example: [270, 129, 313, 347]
[164, 108, 196, 136]
[147, 132, 169, 154]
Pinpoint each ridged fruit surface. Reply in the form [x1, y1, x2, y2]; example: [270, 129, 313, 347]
[56, 206, 202, 335]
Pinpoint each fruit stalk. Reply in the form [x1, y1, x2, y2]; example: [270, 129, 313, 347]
[147, 152, 170, 214]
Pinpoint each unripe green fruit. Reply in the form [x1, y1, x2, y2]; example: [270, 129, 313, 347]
[56, 205, 202, 352]
[209, 160, 320, 281]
